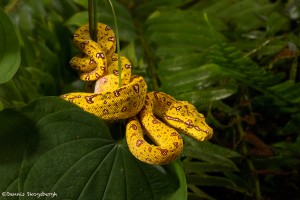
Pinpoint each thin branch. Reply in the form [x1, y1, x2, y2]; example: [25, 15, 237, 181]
[88, 0, 97, 41]
[107, 0, 122, 87]
[135, 21, 160, 91]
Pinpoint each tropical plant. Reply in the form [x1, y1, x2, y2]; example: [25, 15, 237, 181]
[0, 0, 299, 199]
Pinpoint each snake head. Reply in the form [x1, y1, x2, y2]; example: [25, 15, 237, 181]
[163, 101, 213, 141]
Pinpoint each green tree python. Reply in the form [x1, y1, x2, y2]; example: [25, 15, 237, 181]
[61, 23, 213, 165]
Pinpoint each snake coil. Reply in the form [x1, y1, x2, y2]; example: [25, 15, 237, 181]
[61, 23, 213, 165]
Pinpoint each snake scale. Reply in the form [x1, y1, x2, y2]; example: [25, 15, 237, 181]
[61, 23, 213, 165]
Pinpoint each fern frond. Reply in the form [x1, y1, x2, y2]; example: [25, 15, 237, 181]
[209, 43, 285, 87]
[266, 80, 300, 112]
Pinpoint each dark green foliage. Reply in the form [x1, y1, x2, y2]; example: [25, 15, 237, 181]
[1, 0, 300, 199]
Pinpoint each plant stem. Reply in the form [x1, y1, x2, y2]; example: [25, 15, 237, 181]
[236, 115, 262, 200]
[107, 0, 122, 87]
[4, 0, 20, 13]
[135, 21, 160, 91]
[88, 0, 97, 41]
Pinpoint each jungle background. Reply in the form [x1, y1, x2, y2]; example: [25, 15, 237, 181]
[0, 0, 300, 199]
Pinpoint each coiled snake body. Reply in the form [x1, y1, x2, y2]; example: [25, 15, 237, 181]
[61, 23, 213, 165]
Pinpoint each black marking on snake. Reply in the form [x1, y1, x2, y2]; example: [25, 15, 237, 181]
[103, 109, 109, 115]
[173, 142, 179, 148]
[89, 58, 95, 65]
[114, 88, 125, 97]
[96, 53, 102, 58]
[163, 114, 182, 122]
[99, 53, 105, 59]
[157, 148, 168, 156]
[176, 106, 182, 111]
[170, 132, 181, 139]
[133, 84, 139, 93]
[121, 107, 127, 112]
[85, 76, 90, 81]
[131, 123, 138, 130]
[136, 139, 144, 147]
[85, 95, 97, 104]
[185, 119, 194, 128]
[125, 64, 132, 69]
[113, 70, 118, 76]
[81, 41, 88, 49]
[153, 92, 159, 100]
[195, 126, 210, 134]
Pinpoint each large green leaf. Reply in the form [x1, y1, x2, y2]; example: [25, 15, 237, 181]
[0, 9, 20, 84]
[186, 174, 247, 193]
[158, 63, 237, 106]
[198, 0, 278, 33]
[0, 97, 186, 200]
[146, 9, 226, 58]
[135, 0, 187, 19]
[182, 136, 241, 171]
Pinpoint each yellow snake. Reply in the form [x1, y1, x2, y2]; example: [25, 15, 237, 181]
[61, 23, 213, 165]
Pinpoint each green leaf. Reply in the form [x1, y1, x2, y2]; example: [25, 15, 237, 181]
[268, 80, 300, 105]
[273, 141, 300, 155]
[0, 79, 24, 107]
[0, 97, 186, 200]
[203, 0, 278, 32]
[253, 156, 300, 170]
[186, 174, 245, 193]
[64, 11, 89, 26]
[182, 136, 240, 171]
[158, 53, 207, 74]
[188, 184, 215, 200]
[163, 162, 187, 200]
[209, 43, 284, 87]
[158, 61, 237, 106]
[266, 12, 289, 35]
[283, 113, 300, 133]
[184, 162, 239, 174]
[0, 100, 3, 111]
[146, 9, 226, 58]
[159, 64, 222, 92]
[175, 87, 237, 109]
[0, 9, 20, 84]
[135, 0, 187, 19]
